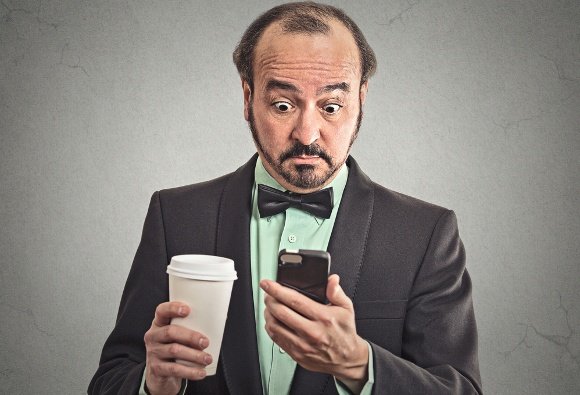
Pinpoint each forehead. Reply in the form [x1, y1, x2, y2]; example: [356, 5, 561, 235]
[252, 19, 361, 89]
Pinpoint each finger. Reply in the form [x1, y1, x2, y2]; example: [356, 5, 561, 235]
[146, 324, 209, 350]
[326, 274, 352, 310]
[261, 279, 320, 319]
[153, 302, 190, 327]
[264, 308, 320, 364]
[265, 294, 311, 332]
[150, 342, 213, 367]
[264, 307, 308, 354]
[148, 360, 207, 381]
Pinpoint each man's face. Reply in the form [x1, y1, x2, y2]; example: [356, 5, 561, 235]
[244, 20, 368, 193]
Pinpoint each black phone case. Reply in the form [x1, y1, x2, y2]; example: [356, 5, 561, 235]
[276, 249, 330, 304]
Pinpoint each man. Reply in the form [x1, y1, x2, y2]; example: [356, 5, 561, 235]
[89, 3, 481, 394]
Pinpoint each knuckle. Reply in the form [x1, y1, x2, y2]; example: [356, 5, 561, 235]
[320, 313, 335, 326]
[168, 343, 181, 356]
[292, 340, 306, 354]
[155, 303, 165, 317]
[143, 330, 151, 345]
[163, 325, 174, 339]
[277, 308, 289, 322]
[290, 298, 301, 310]
[149, 362, 160, 376]
[309, 330, 326, 346]
[147, 345, 160, 359]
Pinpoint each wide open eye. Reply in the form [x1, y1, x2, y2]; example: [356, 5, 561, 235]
[323, 104, 342, 114]
[273, 101, 293, 112]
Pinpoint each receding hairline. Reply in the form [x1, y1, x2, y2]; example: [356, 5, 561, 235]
[252, 19, 363, 78]
[232, 2, 377, 88]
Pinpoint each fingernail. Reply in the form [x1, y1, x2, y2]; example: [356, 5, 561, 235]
[178, 306, 186, 316]
[260, 280, 269, 291]
[203, 355, 212, 365]
[199, 337, 208, 349]
[198, 369, 207, 378]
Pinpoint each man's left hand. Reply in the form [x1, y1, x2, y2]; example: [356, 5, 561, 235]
[260, 274, 368, 387]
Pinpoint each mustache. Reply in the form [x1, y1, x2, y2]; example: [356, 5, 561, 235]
[279, 143, 333, 166]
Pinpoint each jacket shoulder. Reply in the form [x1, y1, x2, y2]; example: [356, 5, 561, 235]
[158, 172, 232, 202]
[152, 172, 235, 255]
[371, 182, 450, 221]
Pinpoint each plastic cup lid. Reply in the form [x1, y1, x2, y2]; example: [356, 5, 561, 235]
[167, 255, 237, 281]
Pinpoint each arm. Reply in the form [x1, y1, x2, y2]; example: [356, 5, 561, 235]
[88, 192, 211, 394]
[88, 192, 168, 394]
[261, 275, 370, 394]
[370, 210, 481, 394]
[262, 210, 481, 395]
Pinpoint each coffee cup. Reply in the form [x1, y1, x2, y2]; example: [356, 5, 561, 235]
[166, 254, 237, 376]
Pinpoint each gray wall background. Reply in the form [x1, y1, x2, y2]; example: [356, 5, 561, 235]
[1, 1, 578, 394]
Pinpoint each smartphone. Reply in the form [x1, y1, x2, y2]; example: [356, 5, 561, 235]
[276, 249, 330, 304]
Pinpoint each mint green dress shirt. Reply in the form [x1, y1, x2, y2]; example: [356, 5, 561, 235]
[250, 158, 374, 395]
[140, 158, 374, 395]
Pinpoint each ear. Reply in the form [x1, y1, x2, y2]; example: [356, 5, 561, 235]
[242, 79, 252, 121]
[359, 81, 368, 106]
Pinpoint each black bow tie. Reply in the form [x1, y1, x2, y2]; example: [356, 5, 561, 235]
[257, 184, 334, 219]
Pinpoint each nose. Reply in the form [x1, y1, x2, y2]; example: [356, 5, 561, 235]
[291, 106, 321, 146]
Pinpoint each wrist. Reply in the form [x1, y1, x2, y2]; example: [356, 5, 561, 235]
[144, 379, 186, 395]
[335, 337, 369, 383]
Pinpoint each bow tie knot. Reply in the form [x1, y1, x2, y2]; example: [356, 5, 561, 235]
[257, 184, 334, 219]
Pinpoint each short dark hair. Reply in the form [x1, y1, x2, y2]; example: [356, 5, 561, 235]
[233, 2, 377, 89]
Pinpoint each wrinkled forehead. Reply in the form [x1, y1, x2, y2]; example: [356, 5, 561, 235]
[252, 20, 362, 87]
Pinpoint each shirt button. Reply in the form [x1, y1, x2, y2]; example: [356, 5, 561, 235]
[279, 347, 286, 354]
[288, 234, 297, 243]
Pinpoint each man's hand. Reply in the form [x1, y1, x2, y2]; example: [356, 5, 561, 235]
[261, 274, 368, 392]
[143, 302, 212, 395]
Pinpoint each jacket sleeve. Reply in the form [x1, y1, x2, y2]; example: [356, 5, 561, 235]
[89, 191, 169, 394]
[371, 210, 482, 394]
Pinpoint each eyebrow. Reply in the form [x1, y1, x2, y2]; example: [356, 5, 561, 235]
[264, 79, 351, 96]
[317, 82, 350, 95]
[265, 80, 302, 94]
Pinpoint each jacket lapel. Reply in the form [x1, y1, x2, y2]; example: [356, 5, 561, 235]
[216, 154, 263, 395]
[290, 156, 375, 395]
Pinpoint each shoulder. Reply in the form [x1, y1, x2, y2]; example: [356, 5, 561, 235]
[143, 173, 234, 232]
[347, 156, 450, 226]
[370, 182, 453, 240]
[157, 172, 232, 204]
[372, 182, 448, 217]
[155, 154, 257, 208]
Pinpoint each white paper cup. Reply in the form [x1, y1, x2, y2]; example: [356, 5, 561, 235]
[167, 255, 237, 376]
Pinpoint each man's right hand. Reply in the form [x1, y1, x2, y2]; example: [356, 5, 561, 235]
[143, 301, 212, 395]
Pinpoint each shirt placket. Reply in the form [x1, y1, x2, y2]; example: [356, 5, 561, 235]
[268, 207, 312, 394]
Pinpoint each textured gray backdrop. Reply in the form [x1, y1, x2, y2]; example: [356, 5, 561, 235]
[1, 1, 579, 394]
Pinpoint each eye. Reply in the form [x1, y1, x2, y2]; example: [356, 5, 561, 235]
[323, 104, 342, 114]
[273, 101, 293, 112]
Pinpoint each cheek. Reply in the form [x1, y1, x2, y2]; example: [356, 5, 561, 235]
[328, 123, 355, 150]
[257, 117, 293, 143]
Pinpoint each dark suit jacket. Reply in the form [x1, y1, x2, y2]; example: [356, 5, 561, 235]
[89, 155, 482, 394]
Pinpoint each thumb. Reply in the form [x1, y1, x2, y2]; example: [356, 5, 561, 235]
[326, 274, 352, 309]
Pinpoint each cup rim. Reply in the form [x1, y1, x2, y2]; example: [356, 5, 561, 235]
[167, 254, 237, 281]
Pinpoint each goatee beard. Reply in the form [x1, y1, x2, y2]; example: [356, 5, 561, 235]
[248, 102, 362, 190]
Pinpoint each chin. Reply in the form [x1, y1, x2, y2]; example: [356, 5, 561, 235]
[281, 164, 333, 190]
